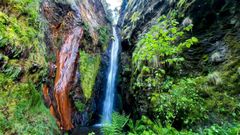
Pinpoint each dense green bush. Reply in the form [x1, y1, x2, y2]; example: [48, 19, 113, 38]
[128, 116, 195, 135]
[150, 77, 207, 127]
[131, 12, 198, 122]
[127, 115, 240, 135]
[133, 13, 198, 69]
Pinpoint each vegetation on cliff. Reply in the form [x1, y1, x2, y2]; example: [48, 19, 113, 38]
[80, 51, 101, 100]
[118, 0, 240, 134]
[0, 0, 240, 134]
[0, 0, 58, 134]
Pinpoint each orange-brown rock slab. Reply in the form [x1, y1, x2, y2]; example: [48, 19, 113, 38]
[54, 27, 83, 131]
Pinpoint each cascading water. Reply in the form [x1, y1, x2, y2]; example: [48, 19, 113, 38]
[101, 26, 119, 124]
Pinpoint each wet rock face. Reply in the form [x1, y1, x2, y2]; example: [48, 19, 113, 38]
[42, 0, 83, 131]
[54, 27, 83, 130]
[41, 0, 109, 131]
[119, 0, 240, 117]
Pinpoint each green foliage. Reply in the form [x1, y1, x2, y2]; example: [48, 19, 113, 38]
[142, 74, 240, 129]
[132, 13, 198, 99]
[129, 11, 240, 133]
[133, 13, 198, 70]
[150, 77, 207, 127]
[130, 13, 201, 130]
[98, 26, 110, 51]
[0, 0, 42, 56]
[0, 0, 47, 82]
[102, 112, 129, 135]
[128, 116, 195, 135]
[200, 123, 240, 135]
[0, 73, 59, 134]
[0, 1, 56, 134]
[74, 101, 86, 112]
[80, 51, 101, 99]
[128, 116, 240, 135]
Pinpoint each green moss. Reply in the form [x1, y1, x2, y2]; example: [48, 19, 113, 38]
[74, 101, 85, 112]
[80, 51, 101, 99]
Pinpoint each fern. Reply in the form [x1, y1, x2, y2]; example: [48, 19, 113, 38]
[102, 112, 129, 135]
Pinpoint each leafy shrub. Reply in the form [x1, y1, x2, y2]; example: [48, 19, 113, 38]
[128, 116, 195, 135]
[200, 123, 240, 135]
[149, 75, 240, 129]
[130, 11, 240, 132]
[128, 116, 240, 135]
[132, 12, 198, 91]
[150, 77, 207, 127]
[133, 13, 198, 70]
[130, 12, 199, 124]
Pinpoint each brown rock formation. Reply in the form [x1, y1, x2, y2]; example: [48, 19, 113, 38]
[54, 27, 83, 130]
[41, 0, 110, 131]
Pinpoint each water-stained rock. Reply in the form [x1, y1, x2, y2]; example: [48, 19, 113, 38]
[41, 0, 110, 132]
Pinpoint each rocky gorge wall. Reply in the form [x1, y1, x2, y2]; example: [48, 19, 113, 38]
[41, 0, 111, 131]
[0, 0, 59, 134]
[119, 0, 240, 130]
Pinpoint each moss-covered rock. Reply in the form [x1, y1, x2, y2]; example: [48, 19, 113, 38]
[80, 51, 101, 100]
[0, 0, 59, 134]
[119, 0, 240, 133]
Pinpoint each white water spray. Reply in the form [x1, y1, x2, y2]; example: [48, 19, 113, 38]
[101, 0, 122, 124]
[101, 26, 119, 124]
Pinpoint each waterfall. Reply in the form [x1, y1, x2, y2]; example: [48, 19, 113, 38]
[101, 26, 119, 124]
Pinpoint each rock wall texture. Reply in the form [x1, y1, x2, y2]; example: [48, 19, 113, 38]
[119, 0, 240, 129]
[41, 0, 110, 131]
[0, 0, 59, 134]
